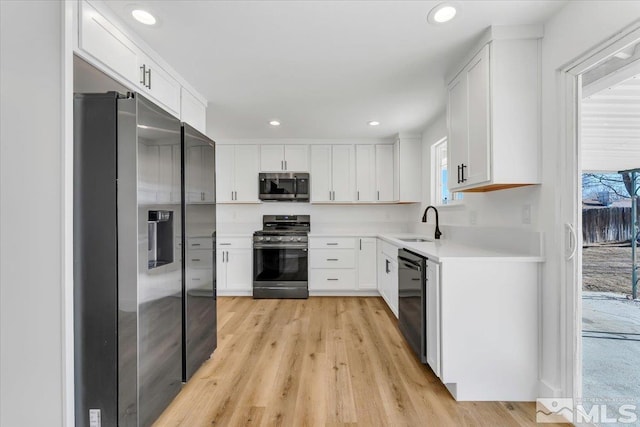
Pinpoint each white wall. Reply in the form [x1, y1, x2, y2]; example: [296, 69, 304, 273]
[0, 2, 67, 426]
[417, 2, 640, 398]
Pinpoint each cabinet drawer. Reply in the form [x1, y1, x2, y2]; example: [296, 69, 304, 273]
[309, 237, 355, 249]
[217, 237, 252, 249]
[309, 269, 357, 291]
[310, 249, 355, 269]
[187, 237, 214, 250]
[381, 241, 399, 259]
[187, 251, 213, 269]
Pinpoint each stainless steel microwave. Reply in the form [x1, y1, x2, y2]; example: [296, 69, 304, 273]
[259, 172, 310, 202]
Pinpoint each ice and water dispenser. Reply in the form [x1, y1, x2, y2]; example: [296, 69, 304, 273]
[148, 210, 174, 269]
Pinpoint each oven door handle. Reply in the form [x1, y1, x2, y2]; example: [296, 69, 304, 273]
[254, 244, 308, 250]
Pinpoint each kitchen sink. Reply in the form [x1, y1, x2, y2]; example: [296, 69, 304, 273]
[398, 237, 432, 243]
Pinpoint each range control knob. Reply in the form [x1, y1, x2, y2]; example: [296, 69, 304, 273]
[265, 237, 271, 241]
[256, 236, 263, 241]
[297, 237, 302, 242]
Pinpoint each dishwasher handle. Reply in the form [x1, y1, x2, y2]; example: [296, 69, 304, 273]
[398, 255, 422, 272]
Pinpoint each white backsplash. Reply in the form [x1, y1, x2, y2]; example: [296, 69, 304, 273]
[217, 203, 420, 234]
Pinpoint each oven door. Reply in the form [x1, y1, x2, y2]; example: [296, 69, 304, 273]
[253, 243, 308, 298]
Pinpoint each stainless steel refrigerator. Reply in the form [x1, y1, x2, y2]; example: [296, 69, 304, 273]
[181, 123, 217, 381]
[74, 92, 183, 427]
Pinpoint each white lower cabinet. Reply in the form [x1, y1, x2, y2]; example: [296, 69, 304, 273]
[216, 237, 252, 293]
[309, 236, 377, 293]
[377, 240, 398, 317]
[426, 259, 441, 378]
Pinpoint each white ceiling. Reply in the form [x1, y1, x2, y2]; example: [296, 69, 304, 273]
[103, 0, 566, 139]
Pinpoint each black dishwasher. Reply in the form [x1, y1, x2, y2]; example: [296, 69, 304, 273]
[398, 248, 427, 364]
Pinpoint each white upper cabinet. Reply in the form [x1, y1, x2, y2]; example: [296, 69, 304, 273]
[310, 145, 354, 203]
[356, 145, 376, 202]
[375, 145, 395, 202]
[447, 27, 542, 192]
[181, 88, 207, 134]
[216, 145, 260, 203]
[79, 2, 138, 85]
[260, 145, 309, 171]
[137, 53, 181, 116]
[77, 1, 208, 125]
[310, 145, 333, 202]
[331, 145, 355, 202]
[394, 136, 422, 202]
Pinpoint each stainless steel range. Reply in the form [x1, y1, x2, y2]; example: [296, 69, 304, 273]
[253, 215, 310, 299]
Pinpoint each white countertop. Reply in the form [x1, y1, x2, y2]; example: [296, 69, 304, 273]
[309, 232, 544, 263]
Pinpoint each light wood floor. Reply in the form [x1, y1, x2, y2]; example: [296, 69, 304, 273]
[155, 297, 566, 426]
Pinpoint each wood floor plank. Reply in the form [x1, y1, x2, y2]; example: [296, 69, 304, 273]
[154, 297, 568, 427]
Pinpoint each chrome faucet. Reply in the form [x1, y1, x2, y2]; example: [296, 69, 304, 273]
[422, 205, 442, 240]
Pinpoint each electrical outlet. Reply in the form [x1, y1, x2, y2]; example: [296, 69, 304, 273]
[522, 204, 532, 225]
[469, 210, 477, 225]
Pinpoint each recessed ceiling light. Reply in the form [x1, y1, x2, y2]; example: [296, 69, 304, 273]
[368, 121, 380, 126]
[428, 3, 458, 25]
[132, 9, 156, 25]
[269, 120, 281, 126]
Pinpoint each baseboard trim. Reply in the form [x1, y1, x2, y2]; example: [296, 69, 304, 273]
[309, 290, 381, 297]
[539, 378, 563, 397]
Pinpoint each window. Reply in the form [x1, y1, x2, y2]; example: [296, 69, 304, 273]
[432, 138, 462, 205]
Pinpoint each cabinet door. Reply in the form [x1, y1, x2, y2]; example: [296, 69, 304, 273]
[260, 145, 284, 171]
[466, 45, 491, 186]
[357, 238, 377, 289]
[137, 54, 181, 116]
[216, 249, 227, 290]
[310, 145, 332, 202]
[375, 145, 395, 201]
[447, 73, 468, 191]
[202, 145, 215, 202]
[216, 145, 234, 202]
[181, 87, 207, 134]
[426, 260, 441, 377]
[284, 145, 309, 171]
[234, 145, 260, 202]
[332, 145, 355, 202]
[225, 249, 253, 290]
[388, 259, 399, 318]
[355, 145, 376, 202]
[80, 2, 139, 85]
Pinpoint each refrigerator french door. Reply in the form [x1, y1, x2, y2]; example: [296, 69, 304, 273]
[74, 92, 182, 427]
[182, 123, 217, 382]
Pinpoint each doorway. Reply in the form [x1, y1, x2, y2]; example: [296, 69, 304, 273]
[563, 25, 640, 425]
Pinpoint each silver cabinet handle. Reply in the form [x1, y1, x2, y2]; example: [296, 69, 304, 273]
[234, 191, 237, 200]
[357, 191, 359, 201]
[285, 160, 288, 170]
[139, 64, 146, 85]
[231, 191, 234, 200]
[360, 239, 362, 250]
[326, 243, 338, 246]
[326, 258, 339, 261]
[329, 191, 332, 201]
[192, 259, 201, 262]
[327, 278, 339, 281]
[192, 243, 201, 247]
[219, 243, 231, 246]
[385, 259, 390, 273]
[146, 68, 152, 89]
[377, 190, 380, 201]
[192, 278, 201, 281]
[281, 160, 284, 170]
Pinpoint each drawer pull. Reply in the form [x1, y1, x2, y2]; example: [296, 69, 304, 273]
[191, 243, 201, 246]
[327, 278, 339, 281]
[192, 278, 201, 281]
[192, 259, 201, 262]
[219, 243, 231, 246]
[326, 243, 338, 246]
[327, 258, 339, 261]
